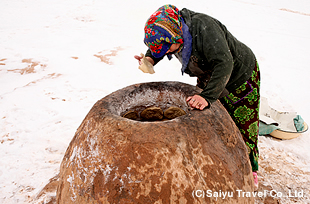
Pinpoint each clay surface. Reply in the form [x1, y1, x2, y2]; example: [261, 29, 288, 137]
[56, 81, 254, 204]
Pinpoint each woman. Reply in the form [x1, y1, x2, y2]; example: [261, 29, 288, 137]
[134, 4, 260, 189]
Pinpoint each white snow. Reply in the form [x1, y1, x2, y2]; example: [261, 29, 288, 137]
[0, 0, 309, 203]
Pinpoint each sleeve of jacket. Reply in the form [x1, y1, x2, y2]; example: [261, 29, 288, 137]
[192, 17, 234, 105]
[145, 49, 165, 66]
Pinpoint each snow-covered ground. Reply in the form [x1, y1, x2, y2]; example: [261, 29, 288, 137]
[0, 0, 309, 203]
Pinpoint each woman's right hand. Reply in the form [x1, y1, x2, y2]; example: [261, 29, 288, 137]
[134, 55, 143, 65]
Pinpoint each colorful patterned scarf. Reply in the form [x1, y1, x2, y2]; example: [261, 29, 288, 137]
[144, 5, 184, 58]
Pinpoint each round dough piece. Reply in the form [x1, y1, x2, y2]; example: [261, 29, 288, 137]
[164, 107, 186, 119]
[141, 107, 163, 121]
[123, 110, 139, 120]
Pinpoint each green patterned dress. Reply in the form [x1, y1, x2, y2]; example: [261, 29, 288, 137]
[220, 62, 260, 172]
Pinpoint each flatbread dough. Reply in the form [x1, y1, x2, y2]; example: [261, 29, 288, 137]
[164, 107, 186, 119]
[141, 106, 163, 121]
[122, 110, 139, 120]
[138, 53, 155, 74]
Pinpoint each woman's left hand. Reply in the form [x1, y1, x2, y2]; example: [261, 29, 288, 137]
[186, 95, 209, 110]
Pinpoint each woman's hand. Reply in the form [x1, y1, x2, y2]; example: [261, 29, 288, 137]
[134, 55, 154, 66]
[186, 95, 208, 110]
[134, 55, 143, 65]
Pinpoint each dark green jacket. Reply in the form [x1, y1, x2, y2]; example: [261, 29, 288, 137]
[146, 8, 256, 106]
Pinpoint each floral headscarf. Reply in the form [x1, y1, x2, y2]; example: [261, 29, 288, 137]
[144, 5, 184, 58]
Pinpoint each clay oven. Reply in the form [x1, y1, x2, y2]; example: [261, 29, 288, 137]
[56, 81, 254, 204]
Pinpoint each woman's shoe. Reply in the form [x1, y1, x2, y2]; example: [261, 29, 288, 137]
[253, 172, 258, 190]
